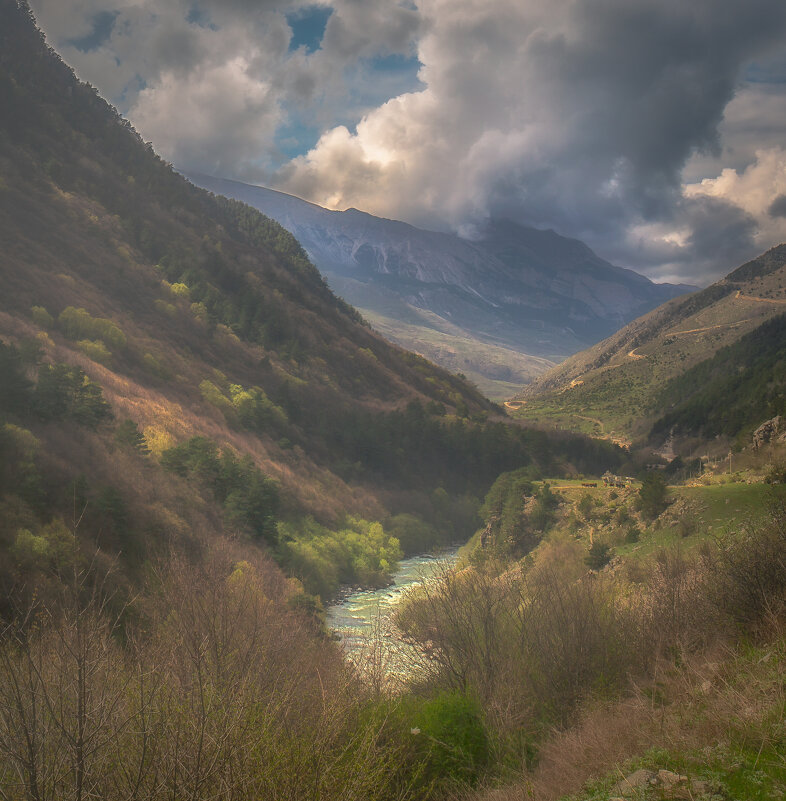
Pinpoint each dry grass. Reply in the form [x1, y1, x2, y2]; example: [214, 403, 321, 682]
[462, 627, 786, 801]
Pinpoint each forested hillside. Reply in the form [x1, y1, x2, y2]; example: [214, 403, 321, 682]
[0, 0, 622, 607]
[513, 245, 786, 449]
[650, 312, 786, 444]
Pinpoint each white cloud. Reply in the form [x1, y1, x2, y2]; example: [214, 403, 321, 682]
[277, 0, 786, 281]
[29, 0, 786, 283]
[131, 57, 281, 174]
[685, 147, 786, 250]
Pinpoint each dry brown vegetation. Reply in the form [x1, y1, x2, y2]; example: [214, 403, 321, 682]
[466, 629, 786, 801]
[396, 505, 786, 798]
[0, 542, 428, 801]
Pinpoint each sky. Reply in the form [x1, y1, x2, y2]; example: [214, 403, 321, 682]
[28, 0, 786, 285]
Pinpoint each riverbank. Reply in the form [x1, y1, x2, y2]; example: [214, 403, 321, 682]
[326, 547, 461, 672]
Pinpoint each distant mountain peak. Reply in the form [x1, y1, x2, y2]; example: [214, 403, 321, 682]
[186, 173, 694, 396]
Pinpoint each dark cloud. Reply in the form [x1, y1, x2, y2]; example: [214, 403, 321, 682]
[65, 9, 118, 52]
[769, 194, 786, 218]
[280, 0, 786, 283]
[681, 196, 759, 278]
[487, 0, 786, 229]
[28, 0, 786, 283]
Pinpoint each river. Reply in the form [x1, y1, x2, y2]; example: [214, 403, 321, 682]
[326, 548, 460, 681]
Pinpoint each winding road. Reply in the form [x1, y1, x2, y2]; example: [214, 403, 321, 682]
[734, 289, 786, 306]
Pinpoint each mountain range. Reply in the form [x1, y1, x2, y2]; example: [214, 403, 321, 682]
[188, 174, 693, 399]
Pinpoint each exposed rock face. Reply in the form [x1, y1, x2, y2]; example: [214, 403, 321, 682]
[610, 767, 711, 800]
[753, 416, 781, 451]
[610, 768, 657, 797]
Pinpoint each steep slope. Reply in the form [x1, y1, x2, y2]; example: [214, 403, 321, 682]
[187, 174, 692, 399]
[0, 0, 624, 605]
[513, 245, 786, 448]
[649, 311, 786, 446]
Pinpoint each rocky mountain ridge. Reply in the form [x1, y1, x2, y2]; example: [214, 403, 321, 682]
[188, 173, 693, 397]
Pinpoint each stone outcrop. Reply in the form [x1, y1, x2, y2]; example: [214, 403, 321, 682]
[610, 767, 714, 800]
[752, 416, 781, 451]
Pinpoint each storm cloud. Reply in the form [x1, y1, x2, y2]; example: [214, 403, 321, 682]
[28, 0, 786, 284]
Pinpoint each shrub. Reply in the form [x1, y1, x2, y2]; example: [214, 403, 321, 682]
[190, 301, 209, 321]
[11, 529, 49, 569]
[141, 352, 171, 380]
[30, 305, 54, 328]
[765, 462, 786, 485]
[409, 691, 490, 787]
[385, 513, 441, 554]
[279, 516, 402, 599]
[154, 298, 177, 317]
[577, 492, 594, 519]
[58, 306, 126, 350]
[76, 338, 111, 364]
[398, 560, 639, 733]
[711, 507, 786, 627]
[624, 523, 641, 543]
[143, 425, 175, 456]
[637, 472, 669, 520]
[169, 282, 190, 298]
[115, 419, 149, 455]
[199, 379, 234, 414]
[229, 383, 287, 430]
[585, 541, 613, 570]
[11, 519, 79, 573]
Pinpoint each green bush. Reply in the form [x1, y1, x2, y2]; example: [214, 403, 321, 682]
[154, 299, 177, 317]
[200, 379, 287, 432]
[384, 513, 441, 554]
[637, 472, 669, 520]
[115, 419, 149, 455]
[409, 691, 490, 788]
[711, 511, 786, 626]
[30, 305, 53, 328]
[577, 492, 594, 519]
[765, 462, 786, 485]
[624, 523, 641, 543]
[529, 482, 561, 533]
[77, 339, 111, 364]
[229, 383, 287, 430]
[199, 379, 234, 413]
[585, 541, 613, 570]
[279, 516, 402, 599]
[141, 352, 171, 380]
[11, 519, 79, 573]
[169, 281, 190, 298]
[58, 306, 126, 350]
